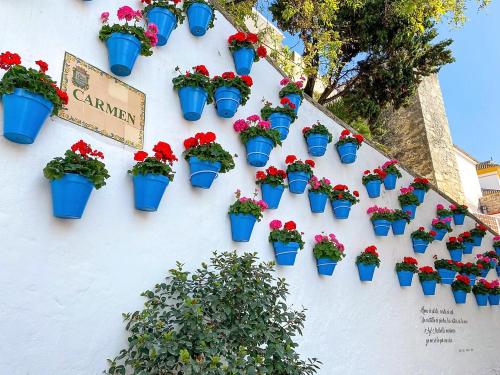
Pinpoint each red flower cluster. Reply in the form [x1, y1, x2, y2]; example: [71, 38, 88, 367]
[49, 81, 68, 105]
[403, 257, 418, 265]
[256, 166, 287, 181]
[285, 154, 314, 167]
[222, 71, 235, 80]
[364, 245, 378, 256]
[183, 132, 216, 149]
[284, 221, 296, 230]
[280, 97, 296, 109]
[339, 129, 364, 144]
[71, 140, 104, 159]
[0, 51, 21, 70]
[448, 236, 464, 243]
[476, 224, 488, 232]
[35, 60, 48, 73]
[134, 150, 148, 161]
[413, 177, 429, 185]
[241, 75, 253, 87]
[228, 31, 258, 44]
[285, 155, 297, 164]
[455, 274, 470, 285]
[256, 46, 267, 58]
[193, 65, 209, 76]
[152, 141, 177, 164]
[419, 266, 435, 274]
[302, 126, 311, 134]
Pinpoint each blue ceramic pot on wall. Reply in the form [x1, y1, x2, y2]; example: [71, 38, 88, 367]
[412, 238, 429, 254]
[317, 258, 337, 276]
[245, 136, 274, 167]
[229, 213, 257, 242]
[383, 173, 397, 190]
[133, 173, 169, 212]
[177, 86, 208, 121]
[260, 184, 284, 209]
[188, 156, 221, 189]
[232, 47, 255, 75]
[214, 86, 241, 118]
[308, 191, 328, 213]
[420, 280, 437, 296]
[273, 242, 300, 266]
[284, 93, 302, 114]
[336, 142, 358, 164]
[50, 174, 94, 219]
[357, 263, 376, 281]
[186, 3, 213, 36]
[365, 180, 381, 198]
[106, 32, 141, 76]
[397, 271, 414, 287]
[147, 7, 177, 46]
[287, 171, 310, 194]
[269, 113, 292, 140]
[306, 134, 328, 157]
[331, 200, 352, 219]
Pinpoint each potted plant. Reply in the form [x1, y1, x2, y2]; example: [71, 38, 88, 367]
[362, 169, 386, 198]
[128, 141, 177, 211]
[367, 206, 393, 236]
[436, 203, 453, 219]
[255, 166, 287, 209]
[172, 65, 212, 121]
[410, 177, 430, 204]
[470, 223, 488, 246]
[335, 129, 364, 164]
[381, 160, 402, 190]
[355, 246, 380, 282]
[434, 259, 460, 285]
[268, 220, 304, 266]
[472, 279, 490, 307]
[302, 122, 333, 157]
[476, 254, 492, 278]
[141, 0, 184, 46]
[391, 209, 411, 236]
[395, 257, 418, 287]
[484, 250, 499, 271]
[450, 204, 468, 225]
[211, 72, 252, 118]
[431, 217, 452, 241]
[488, 280, 500, 306]
[397, 186, 419, 219]
[233, 115, 281, 167]
[260, 99, 298, 141]
[410, 227, 436, 254]
[99, 7, 158, 76]
[460, 262, 481, 286]
[446, 237, 465, 262]
[285, 155, 315, 194]
[458, 231, 474, 254]
[279, 77, 306, 114]
[228, 190, 267, 242]
[313, 233, 346, 276]
[451, 275, 472, 304]
[0, 52, 68, 144]
[418, 266, 441, 296]
[307, 176, 332, 213]
[183, 0, 215, 36]
[183, 132, 235, 189]
[227, 31, 267, 75]
[43, 140, 110, 219]
[329, 184, 360, 219]
[494, 236, 500, 256]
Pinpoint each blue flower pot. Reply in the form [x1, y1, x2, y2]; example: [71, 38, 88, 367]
[365, 180, 381, 198]
[284, 93, 302, 114]
[383, 173, 397, 190]
[420, 280, 437, 296]
[331, 199, 352, 219]
[147, 7, 177, 46]
[402, 204, 417, 220]
[432, 226, 447, 241]
[188, 156, 221, 189]
[261, 183, 284, 209]
[186, 3, 213, 36]
[472, 236, 483, 247]
[371, 219, 391, 236]
[397, 271, 414, 287]
[2, 88, 53, 144]
[414, 189, 425, 204]
[306, 134, 328, 157]
[438, 214, 452, 221]
[50, 174, 94, 219]
[336, 142, 358, 164]
[453, 290, 467, 304]
[453, 213, 465, 225]
[214, 86, 241, 118]
[287, 171, 310, 194]
[269, 113, 292, 140]
[317, 258, 337, 276]
[232, 47, 255, 75]
[474, 293, 488, 307]
[489, 294, 500, 306]
[412, 238, 429, 254]
[463, 241, 473, 254]
[490, 260, 497, 269]
[229, 213, 256, 242]
[133, 173, 169, 212]
[106, 32, 141, 76]
[357, 263, 376, 281]
[177, 86, 208, 121]
[245, 136, 274, 167]
[273, 242, 299, 266]
[448, 249, 463, 262]
[461, 273, 477, 286]
[480, 268, 489, 278]
[391, 219, 407, 236]
[495, 246, 500, 256]
[437, 268, 456, 285]
[497, 265, 500, 277]
[308, 191, 328, 213]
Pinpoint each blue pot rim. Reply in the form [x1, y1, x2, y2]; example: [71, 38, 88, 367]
[261, 183, 284, 191]
[5, 88, 55, 112]
[188, 156, 222, 168]
[133, 173, 170, 183]
[268, 112, 291, 120]
[178, 85, 208, 94]
[108, 32, 141, 47]
[146, 6, 178, 21]
[336, 142, 357, 149]
[53, 173, 93, 186]
[214, 85, 241, 95]
[229, 212, 257, 219]
[247, 135, 274, 146]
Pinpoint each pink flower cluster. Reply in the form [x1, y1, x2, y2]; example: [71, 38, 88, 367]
[478, 278, 499, 289]
[233, 115, 270, 133]
[494, 236, 500, 241]
[117, 6, 142, 21]
[381, 159, 398, 169]
[449, 203, 456, 210]
[314, 233, 345, 252]
[477, 254, 497, 264]
[239, 196, 268, 210]
[399, 186, 414, 195]
[309, 175, 331, 190]
[431, 217, 452, 225]
[280, 76, 305, 88]
[269, 220, 282, 230]
[366, 205, 393, 215]
[436, 204, 444, 210]
[145, 23, 159, 46]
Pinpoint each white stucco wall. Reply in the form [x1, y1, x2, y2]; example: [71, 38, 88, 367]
[454, 148, 483, 211]
[479, 172, 500, 191]
[0, 2, 499, 374]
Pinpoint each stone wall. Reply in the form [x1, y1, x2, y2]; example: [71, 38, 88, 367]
[480, 192, 500, 216]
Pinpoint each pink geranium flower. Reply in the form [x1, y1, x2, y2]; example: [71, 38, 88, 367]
[117, 6, 135, 21]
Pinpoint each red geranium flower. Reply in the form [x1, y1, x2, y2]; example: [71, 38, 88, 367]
[183, 137, 198, 149]
[234, 32, 246, 42]
[403, 257, 418, 265]
[134, 150, 148, 162]
[221, 71, 236, 80]
[246, 33, 258, 43]
[284, 221, 296, 230]
[204, 131, 216, 143]
[35, 60, 48, 73]
[341, 129, 350, 137]
[305, 159, 315, 168]
[429, 230, 437, 236]
[56, 88, 69, 105]
[0, 51, 21, 70]
[285, 155, 297, 164]
[256, 171, 266, 180]
[194, 65, 209, 76]
[267, 166, 278, 175]
[354, 134, 364, 144]
[353, 191, 359, 197]
[257, 45, 267, 58]
[302, 127, 311, 134]
[241, 75, 253, 87]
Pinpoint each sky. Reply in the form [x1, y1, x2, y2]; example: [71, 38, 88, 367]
[256, 0, 500, 162]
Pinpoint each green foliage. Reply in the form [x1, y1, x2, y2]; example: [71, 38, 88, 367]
[361, 173, 382, 185]
[398, 193, 419, 206]
[279, 82, 304, 99]
[0, 65, 65, 115]
[302, 122, 332, 142]
[446, 241, 465, 251]
[143, 1, 185, 24]
[410, 229, 435, 243]
[239, 127, 282, 147]
[450, 204, 468, 214]
[172, 67, 213, 104]
[99, 24, 155, 56]
[472, 281, 490, 295]
[355, 252, 381, 267]
[329, 188, 359, 206]
[470, 227, 487, 238]
[261, 102, 298, 123]
[392, 209, 411, 223]
[286, 161, 313, 175]
[183, 0, 216, 29]
[437, 208, 453, 217]
[211, 76, 252, 105]
[313, 240, 345, 262]
[183, 143, 235, 174]
[418, 270, 441, 282]
[128, 157, 175, 181]
[395, 262, 418, 273]
[269, 229, 305, 249]
[228, 192, 266, 221]
[382, 164, 402, 178]
[460, 263, 481, 276]
[43, 150, 110, 189]
[451, 279, 472, 293]
[106, 252, 321, 375]
[434, 259, 459, 272]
